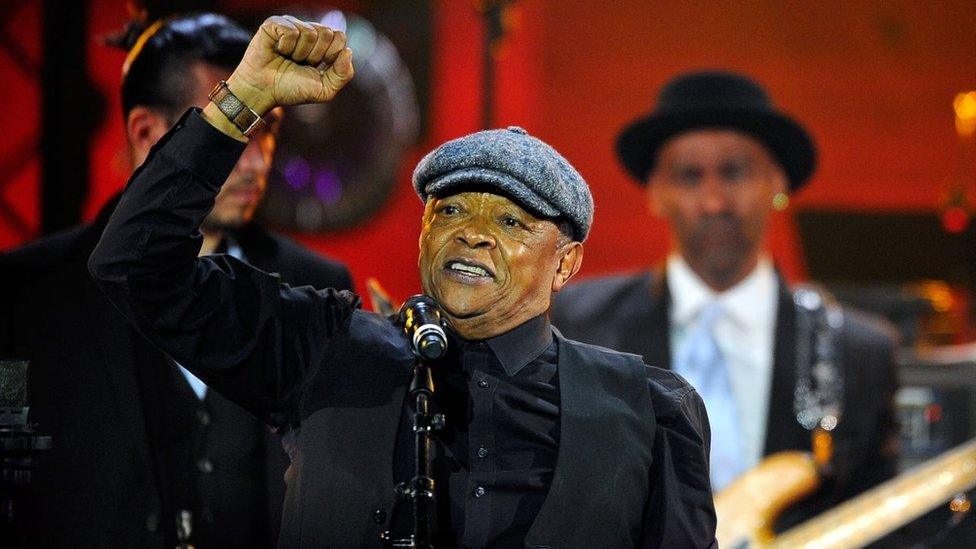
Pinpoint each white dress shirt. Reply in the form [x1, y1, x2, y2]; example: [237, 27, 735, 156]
[667, 254, 779, 471]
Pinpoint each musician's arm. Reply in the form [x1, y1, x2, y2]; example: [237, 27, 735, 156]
[845, 316, 901, 496]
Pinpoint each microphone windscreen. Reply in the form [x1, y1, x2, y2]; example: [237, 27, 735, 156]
[0, 360, 29, 426]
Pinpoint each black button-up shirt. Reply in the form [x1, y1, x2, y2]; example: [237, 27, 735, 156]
[392, 315, 560, 547]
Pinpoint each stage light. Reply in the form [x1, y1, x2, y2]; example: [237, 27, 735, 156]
[940, 205, 969, 234]
[954, 91, 976, 137]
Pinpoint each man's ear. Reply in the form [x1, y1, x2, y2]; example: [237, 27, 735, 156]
[646, 180, 664, 217]
[771, 165, 788, 198]
[125, 106, 170, 167]
[551, 241, 584, 293]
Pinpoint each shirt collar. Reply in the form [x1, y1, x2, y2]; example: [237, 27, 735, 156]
[482, 314, 554, 376]
[667, 254, 777, 331]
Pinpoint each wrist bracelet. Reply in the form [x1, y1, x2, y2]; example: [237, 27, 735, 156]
[208, 80, 266, 137]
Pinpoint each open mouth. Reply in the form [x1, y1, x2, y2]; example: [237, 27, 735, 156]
[443, 258, 495, 281]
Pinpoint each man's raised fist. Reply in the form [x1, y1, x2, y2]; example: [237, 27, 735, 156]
[225, 15, 354, 116]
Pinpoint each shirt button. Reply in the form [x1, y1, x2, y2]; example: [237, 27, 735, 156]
[373, 509, 387, 524]
[477, 447, 488, 458]
[477, 379, 489, 388]
[197, 458, 214, 474]
[197, 409, 211, 426]
[474, 486, 486, 498]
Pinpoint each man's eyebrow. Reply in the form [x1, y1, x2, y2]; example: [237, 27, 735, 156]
[721, 153, 753, 162]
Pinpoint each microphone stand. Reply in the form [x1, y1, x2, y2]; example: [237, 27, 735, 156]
[384, 359, 445, 549]
[385, 295, 448, 548]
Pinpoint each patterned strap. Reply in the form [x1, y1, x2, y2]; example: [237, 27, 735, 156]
[792, 284, 845, 469]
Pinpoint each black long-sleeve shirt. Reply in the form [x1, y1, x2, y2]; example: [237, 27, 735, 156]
[89, 109, 717, 548]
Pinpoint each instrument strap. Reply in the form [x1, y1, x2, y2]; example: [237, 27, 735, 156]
[792, 284, 845, 470]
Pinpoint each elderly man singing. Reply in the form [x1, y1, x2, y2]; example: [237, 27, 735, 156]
[89, 16, 716, 548]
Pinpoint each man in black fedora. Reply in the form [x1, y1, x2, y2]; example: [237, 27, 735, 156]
[552, 70, 899, 529]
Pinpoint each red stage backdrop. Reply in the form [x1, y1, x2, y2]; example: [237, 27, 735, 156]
[3, 1, 976, 309]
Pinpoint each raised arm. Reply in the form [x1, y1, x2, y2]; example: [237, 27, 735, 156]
[88, 16, 356, 428]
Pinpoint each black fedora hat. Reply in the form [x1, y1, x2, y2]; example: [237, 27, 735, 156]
[616, 70, 817, 191]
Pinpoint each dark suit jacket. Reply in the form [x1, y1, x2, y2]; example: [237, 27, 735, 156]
[0, 199, 352, 548]
[551, 270, 900, 529]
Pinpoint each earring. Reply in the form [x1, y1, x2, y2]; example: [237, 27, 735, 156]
[773, 192, 789, 211]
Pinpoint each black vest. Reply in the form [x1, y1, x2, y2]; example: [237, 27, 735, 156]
[138, 356, 273, 548]
[277, 312, 656, 548]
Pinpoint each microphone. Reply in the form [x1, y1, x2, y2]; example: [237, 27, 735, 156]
[398, 295, 448, 361]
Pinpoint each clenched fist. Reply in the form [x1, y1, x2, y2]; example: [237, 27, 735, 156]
[204, 15, 354, 139]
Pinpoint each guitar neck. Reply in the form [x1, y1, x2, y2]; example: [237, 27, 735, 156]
[772, 439, 976, 549]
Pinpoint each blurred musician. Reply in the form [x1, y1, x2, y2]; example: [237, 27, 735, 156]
[552, 70, 900, 530]
[0, 13, 351, 547]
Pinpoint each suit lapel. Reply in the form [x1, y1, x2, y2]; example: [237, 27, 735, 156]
[645, 269, 672, 370]
[609, 270, 670, 369]
[763, 277, 808, 455]
[86, 273, 160, 496]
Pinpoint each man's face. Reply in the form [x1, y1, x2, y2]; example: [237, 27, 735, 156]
[418, 191, 581, 339]
[189, 64, 277, 231]
[648, 129, 787, 290]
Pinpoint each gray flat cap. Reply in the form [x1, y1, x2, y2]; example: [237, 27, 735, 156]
[412, 126, 594, 241]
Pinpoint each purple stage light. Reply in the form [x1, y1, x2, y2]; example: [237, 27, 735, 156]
[314, 170, 343, 204]
[283, 157, 311, 189]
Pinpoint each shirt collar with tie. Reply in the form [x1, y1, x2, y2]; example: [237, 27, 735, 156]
[667, 254, 777, 333]
[666, 253, 780, 482]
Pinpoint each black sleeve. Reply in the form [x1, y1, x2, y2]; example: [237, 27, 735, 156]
[88, 108, 358, 428]
[641, 367, 718, 549]
[839, 313, 901, 498]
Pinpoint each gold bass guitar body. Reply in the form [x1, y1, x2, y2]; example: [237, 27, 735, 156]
[716, 439, 976, 548]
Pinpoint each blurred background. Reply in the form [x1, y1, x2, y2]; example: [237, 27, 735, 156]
[3, 0, 976, 476]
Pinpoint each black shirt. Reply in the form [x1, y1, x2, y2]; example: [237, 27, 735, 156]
[392, 315, 560, 547]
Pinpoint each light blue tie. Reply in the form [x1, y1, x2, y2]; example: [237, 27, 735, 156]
[673, 303, 745, 490]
